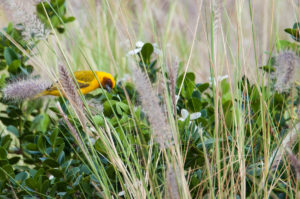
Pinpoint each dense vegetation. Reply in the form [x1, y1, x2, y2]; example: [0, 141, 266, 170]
[0, 0, 299, 198]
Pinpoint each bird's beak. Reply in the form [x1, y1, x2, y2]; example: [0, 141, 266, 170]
[105, 85, 112, 93]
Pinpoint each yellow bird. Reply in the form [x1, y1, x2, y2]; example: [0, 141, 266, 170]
[37, 71, 115, 97]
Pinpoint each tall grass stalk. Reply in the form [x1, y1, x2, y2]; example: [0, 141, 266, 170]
[2, 0, 300, 198]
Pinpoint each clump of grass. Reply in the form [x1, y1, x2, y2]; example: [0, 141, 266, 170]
[2, 0, 300, 198]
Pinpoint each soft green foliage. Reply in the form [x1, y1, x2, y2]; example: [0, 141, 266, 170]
[0, 23, 33, 77]
[36, 0, 75, 33]
[138, 43, 159, 83]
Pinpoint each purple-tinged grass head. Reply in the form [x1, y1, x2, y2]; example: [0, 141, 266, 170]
[2, 78, 51, 101]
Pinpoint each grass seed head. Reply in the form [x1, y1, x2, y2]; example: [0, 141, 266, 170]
[272, 50, 299, 92]
[1, 0, 49, 41]
[166, 165, 180, 199]
[2, 77, 51, 101]
[134, 67, 173, 149]
[58, 64, 83, 109]
[287, 149, 300, 179]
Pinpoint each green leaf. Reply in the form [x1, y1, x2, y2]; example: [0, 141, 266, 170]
[118, 102, 129, 113]
[8, 156, 20, 164]
[95, 139, 106, 154]
[190, 92, 202, 112]
[0, 61, 6, 70]
[53, 0, 66, 7]
[284, 28, 300, 42]
[6, 125, 19, 137]
[63, 16, 75, 23]
[177, 72, 196, 99]
[15, 172, 28, 183]
[25, 178, 38, 190]
[41, 180, 50, 194]
[8, 60, 21, 73]
[141, 43, 154, 65]
[2, 164, 14, 178]
[67, 167, 80, 179]
[293, 22, 300, 29]
[0, 169, 5, 182]
[73, 174, 82, 186]
[3, 47, 18, 65]
[0, 74, 6, 89]
[103, 100, 116, 116]
[50, 129, 58, 147]
[115, 103, 122, 115]
[55, 181, 67, 192]
[0, 135, 12, 149]
[276, 40, 300, 53]
[221, 80, 231, 103]
[21, 65, 34, 75]
[51, 15, 61, 27]
[37, 135, 46, 154]
[57, 151, 65, 165]
[93, 115, 104, 126]
[43, 158, 59, 168]
[0, 147, 7, 160]
[31, 114, 50, 133]
[26, 143, 38, 151]
[48, 168, 63, 177]
[197, 83, 209, 93]
[56, 26, 65, 33]
[260, 65, 275, 73]
[177, 72, 196, 87]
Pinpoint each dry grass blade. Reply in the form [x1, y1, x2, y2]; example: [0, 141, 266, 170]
[56, 102, 90, 161]
[91, 181, 104, 198]
[8, 181, 19, 199]
[167, 60, 178, 115]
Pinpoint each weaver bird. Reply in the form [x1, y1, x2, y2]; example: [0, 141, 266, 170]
[36, 71, 115, 97]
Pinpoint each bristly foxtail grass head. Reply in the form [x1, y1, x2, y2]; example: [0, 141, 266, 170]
[272, 50, 300, 93]
[133, 67, 173, 149]
[286, 148, 300, 179]
[58, 64, 83, 110]
[270, 123, 300, 171]
[58, 64, 90, 133]
[1, 0, 49, 41]
[166, 165, 180, 199]
[2, 77, 51, 101]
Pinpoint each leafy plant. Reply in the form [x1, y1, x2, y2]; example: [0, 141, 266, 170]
[36, 0, 75, 33]
[0, 1, 300, 199]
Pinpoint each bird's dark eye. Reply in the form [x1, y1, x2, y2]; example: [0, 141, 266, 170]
[104, 78, 113, 88]
[102, 78, 113, 92]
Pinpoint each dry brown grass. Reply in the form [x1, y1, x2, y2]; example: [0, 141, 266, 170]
[1, 0, 299, 82]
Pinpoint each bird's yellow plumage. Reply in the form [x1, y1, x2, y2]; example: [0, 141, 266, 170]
[38, 71, 115, 97]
